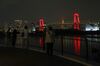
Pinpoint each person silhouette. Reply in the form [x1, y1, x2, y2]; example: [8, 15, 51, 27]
[23, 25, 29, 48]
[45, 26, 55, 55]
[12, 28, 17, 47]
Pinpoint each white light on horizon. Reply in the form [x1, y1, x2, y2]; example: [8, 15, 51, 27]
[85, 24, 99, 31]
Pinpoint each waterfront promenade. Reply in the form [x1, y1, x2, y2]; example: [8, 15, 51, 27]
[0, 47, 88, 66]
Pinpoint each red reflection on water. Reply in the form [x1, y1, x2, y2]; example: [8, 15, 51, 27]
[39, 37, 44, 48]
[74, 37, 80, 55]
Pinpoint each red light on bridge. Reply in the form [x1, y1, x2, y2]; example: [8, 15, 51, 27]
[39, 18, 45, 31]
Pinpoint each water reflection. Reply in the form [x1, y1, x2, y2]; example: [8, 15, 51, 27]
[0, 31, 100, 63]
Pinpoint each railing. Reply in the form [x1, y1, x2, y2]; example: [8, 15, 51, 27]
[0, 31, 100, 65]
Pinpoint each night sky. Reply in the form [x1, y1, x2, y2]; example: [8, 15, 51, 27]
[0, 0, 100, 22]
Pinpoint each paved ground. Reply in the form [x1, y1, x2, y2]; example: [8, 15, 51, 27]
[0, 47, 86, 66]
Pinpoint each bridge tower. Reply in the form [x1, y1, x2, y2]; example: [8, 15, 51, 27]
[39, 17, 45, 31]
[39, 17, 45, 49]
[73, 10, 81, 55]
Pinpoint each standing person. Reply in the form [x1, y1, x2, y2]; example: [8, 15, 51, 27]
[12, 28, 17, 47]
[45, 26, 55, 56]
[6, 27, 12, 46]
[23, 25, 29, 48]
